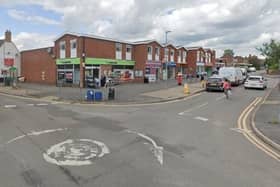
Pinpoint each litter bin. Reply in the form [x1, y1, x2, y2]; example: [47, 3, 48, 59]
[144, 77, 149, 83]
[108, 87, 115, 100]
[86, 90, 94, 101]
[94, 91, 103, 101]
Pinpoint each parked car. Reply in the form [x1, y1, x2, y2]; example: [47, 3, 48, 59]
[206, 75, 224, 92]
[218, 67, 243, 86]
[244, 75, 267, 90]
[248, 67, 256, 73]
[240, 68, 248, 83]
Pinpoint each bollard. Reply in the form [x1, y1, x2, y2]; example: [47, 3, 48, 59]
[184, 83, 190, 94]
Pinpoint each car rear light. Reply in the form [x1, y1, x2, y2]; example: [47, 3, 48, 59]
[259, 80, 263, 83]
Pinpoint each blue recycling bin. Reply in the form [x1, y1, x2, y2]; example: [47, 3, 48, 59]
[86, 90, 94, 101]
[94, 91, 103, 101]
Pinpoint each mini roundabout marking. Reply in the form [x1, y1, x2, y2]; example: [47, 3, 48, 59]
[43, 139, 110, 166]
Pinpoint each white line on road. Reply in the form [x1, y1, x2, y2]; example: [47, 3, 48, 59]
[36, 103, 49, 106]
[230, 128, 252, 134]
[26, 104, 35, 106]
[178, 102, 209, 116]
[216, 95, 226, 101]
[125, 130, 163, 165]
[4, 105, 17, 109]
[6, 128, 68, 144]
[194, 116, 209, 122]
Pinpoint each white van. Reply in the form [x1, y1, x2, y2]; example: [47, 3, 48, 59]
[218, 67, 243, 86]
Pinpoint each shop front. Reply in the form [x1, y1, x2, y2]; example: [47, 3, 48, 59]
[196, 62, 205, 76]
[164, 61, 176, 79]
[85, 58, 135, 86]
[56, 58, 80, 86]
[176, 63, 188, 76]
[145, 61, 161, 82]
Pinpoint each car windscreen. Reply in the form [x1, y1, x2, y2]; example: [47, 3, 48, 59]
[208, 78, 222, 83]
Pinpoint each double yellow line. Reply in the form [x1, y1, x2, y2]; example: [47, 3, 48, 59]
[237, 97, 280, 161]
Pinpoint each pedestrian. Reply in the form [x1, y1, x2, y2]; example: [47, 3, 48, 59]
[223, 78, 231, 99]
[200, 74, 206, 88]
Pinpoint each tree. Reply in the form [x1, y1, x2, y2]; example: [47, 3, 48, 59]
[257, 39, 280, 70]
[248, 55, 261, 70]
[223, 49, 234, 57]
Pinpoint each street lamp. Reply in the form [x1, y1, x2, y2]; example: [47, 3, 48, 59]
[164, 31, 171, 81]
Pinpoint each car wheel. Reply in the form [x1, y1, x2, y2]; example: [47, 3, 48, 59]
[244, 87, 248, 89]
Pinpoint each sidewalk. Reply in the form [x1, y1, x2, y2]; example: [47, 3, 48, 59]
[0, 79, 204, 104]
[254, 85, 280, 150]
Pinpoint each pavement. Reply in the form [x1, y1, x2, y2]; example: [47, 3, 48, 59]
[0, 78, 204, 104]
[254, 81, 280, 150]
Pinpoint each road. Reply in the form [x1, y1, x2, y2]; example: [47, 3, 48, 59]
[0, 76, 279, 187]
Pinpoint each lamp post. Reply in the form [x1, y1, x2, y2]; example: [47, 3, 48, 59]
[164, 31, 171, 81]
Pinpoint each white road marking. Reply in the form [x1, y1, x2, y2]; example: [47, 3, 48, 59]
[178, 102, 209, 116]
[194, 116, 209, 122]
[4, 105, 17, 108]
[230, 128, 252, 134]
[126, 130, 163, 165]
[36, 103, 49, 106]
[216, 95, 226, 101]
[26, 104, 35, 106]
[6, 128, 68, 144]
[43, 139, 110, 166]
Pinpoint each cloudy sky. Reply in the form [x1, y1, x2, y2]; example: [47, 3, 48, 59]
[0, 0, 279, 57]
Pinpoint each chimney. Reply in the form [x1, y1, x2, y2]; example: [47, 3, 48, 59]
[5, 30, 12, 42]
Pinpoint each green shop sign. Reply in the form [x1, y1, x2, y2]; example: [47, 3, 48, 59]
[56, 58, 80, 65]
[86, 58, 135, 66]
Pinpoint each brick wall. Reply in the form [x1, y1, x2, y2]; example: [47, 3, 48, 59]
[21, 47, 56, 84]
[186, 50, 197, 75]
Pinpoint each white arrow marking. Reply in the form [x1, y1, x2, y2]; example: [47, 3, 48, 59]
[194, 116, 209, 122]
[126, 130, 163, 165]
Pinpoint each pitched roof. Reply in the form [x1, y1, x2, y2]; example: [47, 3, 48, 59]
[55, 31, 134, 45]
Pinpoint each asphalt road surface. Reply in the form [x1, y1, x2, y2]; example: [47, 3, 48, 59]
[0, 77, 279, 187]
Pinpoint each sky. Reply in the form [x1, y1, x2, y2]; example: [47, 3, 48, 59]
[0, 0, 280, 58]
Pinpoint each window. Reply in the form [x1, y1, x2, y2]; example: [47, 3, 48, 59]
[147, 46, 152, 54]
[116, 43, 122, 51]
[126, 46, 131, 53]
[60, 41, 66, 58]
[70, 39, 77, 58]
[155, 48, 159, 55]
[126, 45, 132, 60]
[170, 50, 174, 56]
[147, 46, 153, 60]
[116, 43, 122, 59]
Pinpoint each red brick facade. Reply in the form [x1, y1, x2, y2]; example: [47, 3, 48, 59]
[21, 47, 56, 84]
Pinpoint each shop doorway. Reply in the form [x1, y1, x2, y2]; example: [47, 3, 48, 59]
[85, 66, 100, 88]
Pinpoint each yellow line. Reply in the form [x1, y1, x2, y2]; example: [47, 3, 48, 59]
[239, 97, 280, 161]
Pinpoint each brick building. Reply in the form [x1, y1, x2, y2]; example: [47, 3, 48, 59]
[186, 47, 216, 76]
[21, 47, 56, 84]
[21, 32, 216, 87]
[133, 40, 163, 82]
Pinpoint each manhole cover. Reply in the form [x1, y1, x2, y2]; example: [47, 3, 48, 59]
[43, 139, 110, 166]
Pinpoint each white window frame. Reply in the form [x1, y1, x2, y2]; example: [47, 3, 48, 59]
[60, 41, 66, 59]
[147, 46, 153, 60]
[164, 48, 169, 61]
[170, 49, 174, 62]
[183, 51, 187, 63]
[70, 39, 77, 58]
[178, 50, 182, 63]
[155, 47, 160, 61]
[116, 43, 122, 60]
[126, 45, 132, 60]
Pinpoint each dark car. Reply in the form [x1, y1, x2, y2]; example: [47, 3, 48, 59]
[206, 76, 224, 92]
